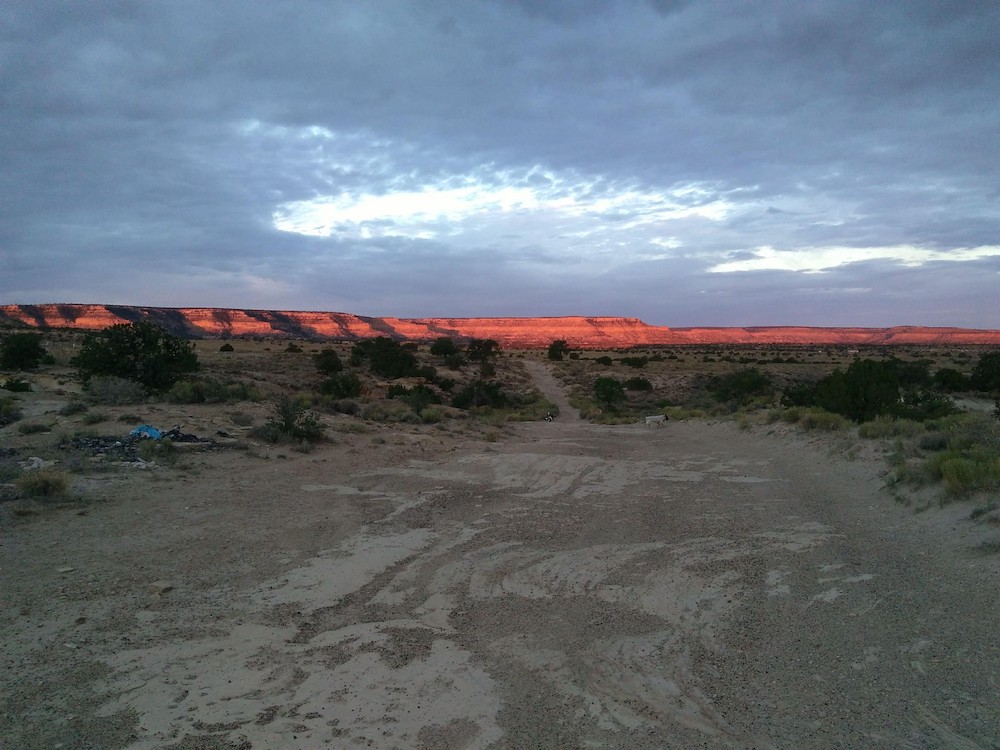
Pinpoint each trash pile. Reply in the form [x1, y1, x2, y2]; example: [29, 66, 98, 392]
[60, 425, 210, 464]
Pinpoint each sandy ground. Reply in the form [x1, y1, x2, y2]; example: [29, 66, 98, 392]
[2, 365, 1000, 749]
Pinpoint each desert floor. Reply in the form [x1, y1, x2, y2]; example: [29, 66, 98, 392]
[2, 362, 999, 749]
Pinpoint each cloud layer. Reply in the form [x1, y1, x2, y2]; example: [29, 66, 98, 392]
[2, 1, 998, 326]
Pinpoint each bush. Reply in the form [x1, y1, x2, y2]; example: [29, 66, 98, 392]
[430, 337, 459, 357]
[361, 401, 422, 423]
[284, 343, 303, 353]
[926, 449, 1000, 496]
[971, 352, 1000, 392]
[858, 416, 924, 439]
[624, 377, 653, 391]
[620, 356, 648, 368]
[918, 432, 949, 451]
[0, 333, 49, 370]
[436, 353, 462, 370]
[351, 337, 419, 379]
[15, 469, 68, 499]
[17, 422, 50, 435]
[166, 377, 258, 404]
[318, 372, 362, 398]
[137, 438, 176, 464]
[59, 400, 88, 416]
[219, 342, 235, 352]
[933, 368, 967, 392]
[85, 376, 147, 405]
[798, 410, 849, 431]
[451, 380, 509, 410]
[711, 368, 772, 405]
[548, 340, 570, 361]
[466, 339, 501, 364]
[72, 322, 198, 392]
[896, 389, 955, 421]
[420, 405, 446, 423]
[387, 384, 441, 412]
[252, 396, 324, 443]
[319, 398, 360, 415]
[594, 377, 626, 409]
[2, 378, 31, 392]
[812, 359, 900, 423]
[313, 348, 343, 375]
[595, 356, 613, 366]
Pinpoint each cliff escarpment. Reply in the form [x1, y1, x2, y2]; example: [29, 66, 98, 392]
[3, 304, 1000, 348]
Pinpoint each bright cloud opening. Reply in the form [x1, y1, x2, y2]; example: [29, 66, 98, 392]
[262, 124, 737, 250]
[709, 245, 1000, 273]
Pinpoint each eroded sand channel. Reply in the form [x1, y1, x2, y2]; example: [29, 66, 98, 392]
[4, 419, 999, 748]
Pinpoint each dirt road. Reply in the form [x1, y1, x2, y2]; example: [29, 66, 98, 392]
[3, 377, 999, 748]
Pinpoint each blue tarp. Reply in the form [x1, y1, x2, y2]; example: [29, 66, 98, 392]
[129, 425, 162, 440]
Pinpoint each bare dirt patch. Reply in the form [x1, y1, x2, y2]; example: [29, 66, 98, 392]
[2, 354, 999, 749]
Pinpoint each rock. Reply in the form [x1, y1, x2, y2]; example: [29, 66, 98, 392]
[20, 456, 53, 470]
[56, 567, 75, 573]
[148, 581, 174, 595]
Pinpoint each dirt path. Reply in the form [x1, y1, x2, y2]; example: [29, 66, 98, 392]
[524, 358, 580, 420]
[3, 414, 999, 748]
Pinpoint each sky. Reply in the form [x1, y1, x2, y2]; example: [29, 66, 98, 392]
[2, 1, 999, 327]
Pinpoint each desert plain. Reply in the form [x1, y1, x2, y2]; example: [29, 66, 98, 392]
[2, 338, 999, 749]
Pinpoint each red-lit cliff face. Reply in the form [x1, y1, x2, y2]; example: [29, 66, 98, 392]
[3, 304, 1000, 348]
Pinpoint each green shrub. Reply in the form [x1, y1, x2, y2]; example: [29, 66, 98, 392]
[219, 342, 235, 352]
[387, 383, 441, 412]
[17, 422, 50, 435]
[0, 333, 49, 371]
[82, 412, 108, 425]
[933, 368, 967, 392]
[313, 348, 343, 374]
[318, 398, 360, 415]
[548, 340, 570, 361]
[0, 396, 23, 426]
[970, 352, 1000, 392]
[970, 500, 998, 520]
[918, 432, 949, 451]
[812, 360, 900, 422]
[711, 368, 772, 405]
[59, 401, 88, 416]
[85, 376, 147, 405]
[896, 389, 955, 421]
[466, 339, 501, 366]
[351, 337, 419, 379]
[858, 416, 924, 439]
[926, 450, 1000, 496]
[798, 410, 849, 431]
[595, 356, 613, 366]
[318, 372, 362, 398]
[252, 396, 324, 443]
[361, 401, 421, 423]
[452, 380, 509, 410]
[72, 322, 199, 392]
[15, 469, 69, 498]
[593, 377, 626, 409]
[2, 378, 32, 392]
[284, 343, 303, 353]
[625, 377, 653, 391]
[137, 438, 176, 464]
[620, 356, 648, 368]
[420, 405, 446, 423]
[430, 337, 459, 357]
[228, 410, 255, 426]
[0, 462, 22, 483]
[443, 353, 466, 370]
[166, 377, 258, 404]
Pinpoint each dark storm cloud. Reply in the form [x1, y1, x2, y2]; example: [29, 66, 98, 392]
[1, 1, 998, 325]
